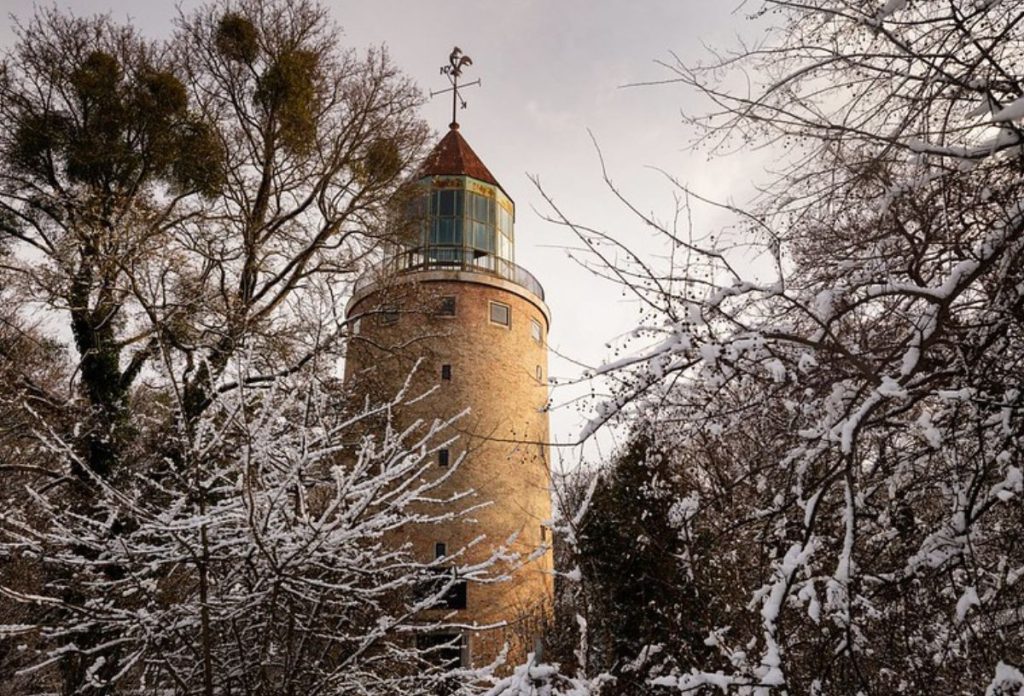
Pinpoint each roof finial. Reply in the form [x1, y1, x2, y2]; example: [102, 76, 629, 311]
[431, 46, 481, 130]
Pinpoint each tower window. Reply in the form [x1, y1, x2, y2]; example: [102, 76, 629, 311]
[444, 577, 468, 610]
[531, 318, 542, 343]
[437, 296, 457, 316]
[439, 189, 460, 216]
[540, 525, 547, 542]
[441, 364, 452, 381]
[416, 632, 467, 669]
[489, 301, 510, 327]
[468, 191, 495, 224]
[351, 317, 362, 336]
[435, 542, 447, 559]
[497, 204, 513, 237]
[438, 449, 450, 467]
[379, 309, 398, 325]
[415, 569, 468, 612]
[536, 365, 543, 381]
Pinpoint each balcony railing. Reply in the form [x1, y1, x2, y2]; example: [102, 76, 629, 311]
[353, 247, 545, 301]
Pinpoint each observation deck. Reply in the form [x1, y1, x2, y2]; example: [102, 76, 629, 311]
[353, 247, 545, 302]
[352, 125, 547, 312]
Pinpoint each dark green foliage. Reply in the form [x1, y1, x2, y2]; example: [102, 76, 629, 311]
[8, 50, 223, 195]
[362, 137, 404, 183]
[136, 71, 225, 195]
[11, 111, 69, 174]
[215, 12, 259, 63]
[256, 49, 319, 155]
[172, 119, 226, 196]
[575, 435, 715, 693]
[137, 69, 189, 116]
[0, 14, 225, 484]
[65, 51, 131, 185]
[70, 50, 122, 100]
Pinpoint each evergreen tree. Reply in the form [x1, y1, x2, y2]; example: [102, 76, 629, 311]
[573, 435, 714, 693]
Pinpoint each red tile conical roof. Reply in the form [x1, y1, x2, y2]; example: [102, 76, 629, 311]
[417, 125, 501, 188]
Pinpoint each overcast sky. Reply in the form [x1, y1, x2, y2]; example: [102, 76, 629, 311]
[0, 0, 769, 464]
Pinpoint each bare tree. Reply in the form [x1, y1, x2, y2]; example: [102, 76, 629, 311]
[0, 2, 434, 693]
[0, 9, 223, 480]
[532, 1, 1024, 693]
[0, 0, 428, 481]
[167, 0, 429, 430]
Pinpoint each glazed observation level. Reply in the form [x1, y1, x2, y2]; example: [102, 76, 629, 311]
[352, 124, 545, 305]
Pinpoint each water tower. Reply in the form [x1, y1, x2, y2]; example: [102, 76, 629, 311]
[343, 48, 554, 668]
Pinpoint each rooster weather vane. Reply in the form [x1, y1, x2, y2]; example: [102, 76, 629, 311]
[431, 47, 481, 130]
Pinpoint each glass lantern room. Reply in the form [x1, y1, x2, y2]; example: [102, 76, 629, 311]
[363, 126, 543, 300]
[402, 176, 515, 277]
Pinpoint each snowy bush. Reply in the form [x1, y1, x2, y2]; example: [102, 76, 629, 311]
[1, 361, 499, 693]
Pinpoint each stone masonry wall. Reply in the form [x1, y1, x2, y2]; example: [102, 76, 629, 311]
[344, 270, 554, 668]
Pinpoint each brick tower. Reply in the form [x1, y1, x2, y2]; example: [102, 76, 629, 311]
[343, 121, 554, 668]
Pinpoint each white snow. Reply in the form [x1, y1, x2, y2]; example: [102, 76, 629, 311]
[916, 411, 943, 449]
[955, 586, 979, 622]
[992, 95, 1024, 122]
[990, 466, 1022, 502]
[877, 0, 908, 19]
[668, 494, 700, 529]
[986, 662, 1024, 696]
[876, 376, 906, 398]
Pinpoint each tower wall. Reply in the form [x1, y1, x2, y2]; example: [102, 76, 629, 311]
[344, 270, 554, 667]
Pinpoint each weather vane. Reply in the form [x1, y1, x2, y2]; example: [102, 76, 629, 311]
[431, 47, 481, 130]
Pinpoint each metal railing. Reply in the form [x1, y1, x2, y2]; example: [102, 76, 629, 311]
[354, 247, 545, 301]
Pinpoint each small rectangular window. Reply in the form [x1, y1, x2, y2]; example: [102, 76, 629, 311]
[438, 449, 450, 467]
[379, 309, 398, 326]
[531, 318, 542, 343]
[540, 525, 547, 542]
[498, 206, 513, 235]
[536, 365, 543, 381]
[435, 542, 447, 559]
[416, 632, 466, 668]
[437, 296, 456, 316]
[489, 301, 510, 327]
[444, 578, 468, 610]
[441, 364, 452, 381]
[415, 571, 468, 612]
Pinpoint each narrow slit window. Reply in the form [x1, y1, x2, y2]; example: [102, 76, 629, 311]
[540, 525, 547, 542]
[435, 542, 447, 559]
[438, 449, 450, 467]
[489, 301, 510, 327]
[531, 318, 542, 344]
[441, 364, 452, 381]
[536, 365, 542, 381]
